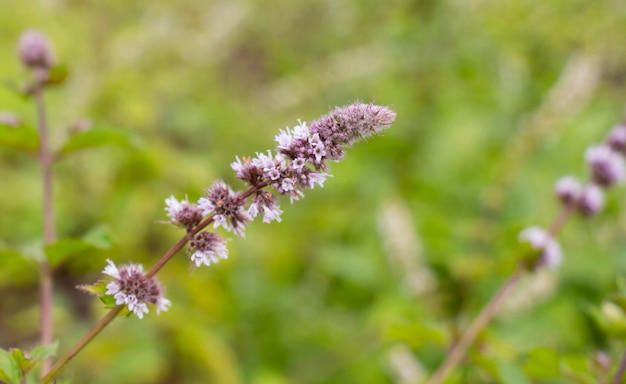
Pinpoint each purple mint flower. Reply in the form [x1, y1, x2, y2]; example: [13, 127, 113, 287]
[164, 195, 203, 230]
[18, 29, 55, 69]
[180, 102, 395, 270]
[519, 227, 562, 269]
[198, 180, 250, 237]
[578, 183, 604, 217]
[248, 191, 283, 223]
[102, 259, 171, 318]
[554, 176, 582, 205]
[606, 124, 626, 154]
[308, 102, 396, 162]
[585, 144, 625, 187]
[231, 156, 266, 186]
[188, 232, 229, 267]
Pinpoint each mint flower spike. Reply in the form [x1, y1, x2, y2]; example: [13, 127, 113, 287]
[102, 259, 171, 319]
[165, 102, 396, 269]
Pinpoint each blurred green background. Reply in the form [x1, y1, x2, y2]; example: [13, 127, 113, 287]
[2, 1, 626, 383]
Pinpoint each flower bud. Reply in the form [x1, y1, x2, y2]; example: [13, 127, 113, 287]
[606, 124, 626, 154]
[554, 176, 582, 205]
[519, 227, 562, 269]
[578, 183, 604, 217]
[17, 30, 55, 69]
[585, 144, 625, 187]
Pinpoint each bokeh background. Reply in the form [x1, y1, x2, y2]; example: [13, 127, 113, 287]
[2, 1, 626, 383]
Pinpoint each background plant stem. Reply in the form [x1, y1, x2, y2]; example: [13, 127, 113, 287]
[34, 72, 55, 378]
[427, 267, 523, 384]
[612, 350, 626, 384]
[428, 203, 576, 383]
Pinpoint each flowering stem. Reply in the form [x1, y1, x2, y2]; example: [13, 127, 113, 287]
[428, 203, 575, 383]
[41, 101, 395, 382]
[427, 266, 524, 384]
[548, 200, 577, 236]
[612, 350, 626, 384]
[42, 181, 271, 382]
[40, 306, 123, 384]
[34, 74, 56, 378]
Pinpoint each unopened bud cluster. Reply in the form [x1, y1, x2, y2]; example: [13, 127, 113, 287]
[519, 122, 626, 270]
[18, 30, 55, 70]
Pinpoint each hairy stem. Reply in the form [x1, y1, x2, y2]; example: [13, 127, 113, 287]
[34, 73, 55, 377]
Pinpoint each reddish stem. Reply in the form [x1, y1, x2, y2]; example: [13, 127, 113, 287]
[34, 72, 55, 378]
[42, 180, 271, 382]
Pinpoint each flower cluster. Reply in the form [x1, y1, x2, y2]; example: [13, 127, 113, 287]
[102, 260, 171, 319]
[18, 30, 55, 70]
[519, 227, 562, 269]
[553, 125, 626, 217]
[165, 195, 203, 230]
[169, 102, 396, 271]
[94, 102, 395, 319]
[519, 122, 626, 270]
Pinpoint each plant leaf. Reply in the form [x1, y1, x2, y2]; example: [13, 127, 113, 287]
[44, 239, 93, 267]
[44, 226, 115, 267]
[386, 322, 447, 347]
[9, 348, 29, 372]
[58, 126, 141, 157]
[523, 347, 561, 378]
[0, 123, 38, 153]
[45, 65, 68, 87]
[0, 249, 37, 286]
[29, 341, 58, 363]
[82, 225, 115, 249]
[0, 348, 22, 384]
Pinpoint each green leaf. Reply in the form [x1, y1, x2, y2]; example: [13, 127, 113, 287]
[496, 361, 529, 384]
[561, 354, 595, 384]
[9, 348, 29, 372]
[57, 126, 141, 157]
[45, 65, 68, 87]
[82, 225, 115, 249]
[0, 249, 37, 286]
[44, 226, 115, 267]
[78, 280, 123, 309]
[0, 123, 38, 153]
[29, 341, 58, 363]
[0, 348, 22, 384]
[523, 347, 561, 378]
[386, 322, 447, 348]
[77, 280, 109, 296]
[44, 239, 93, 267]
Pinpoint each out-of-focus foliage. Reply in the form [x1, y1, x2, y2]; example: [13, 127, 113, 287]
[2, 0, 626, 383]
